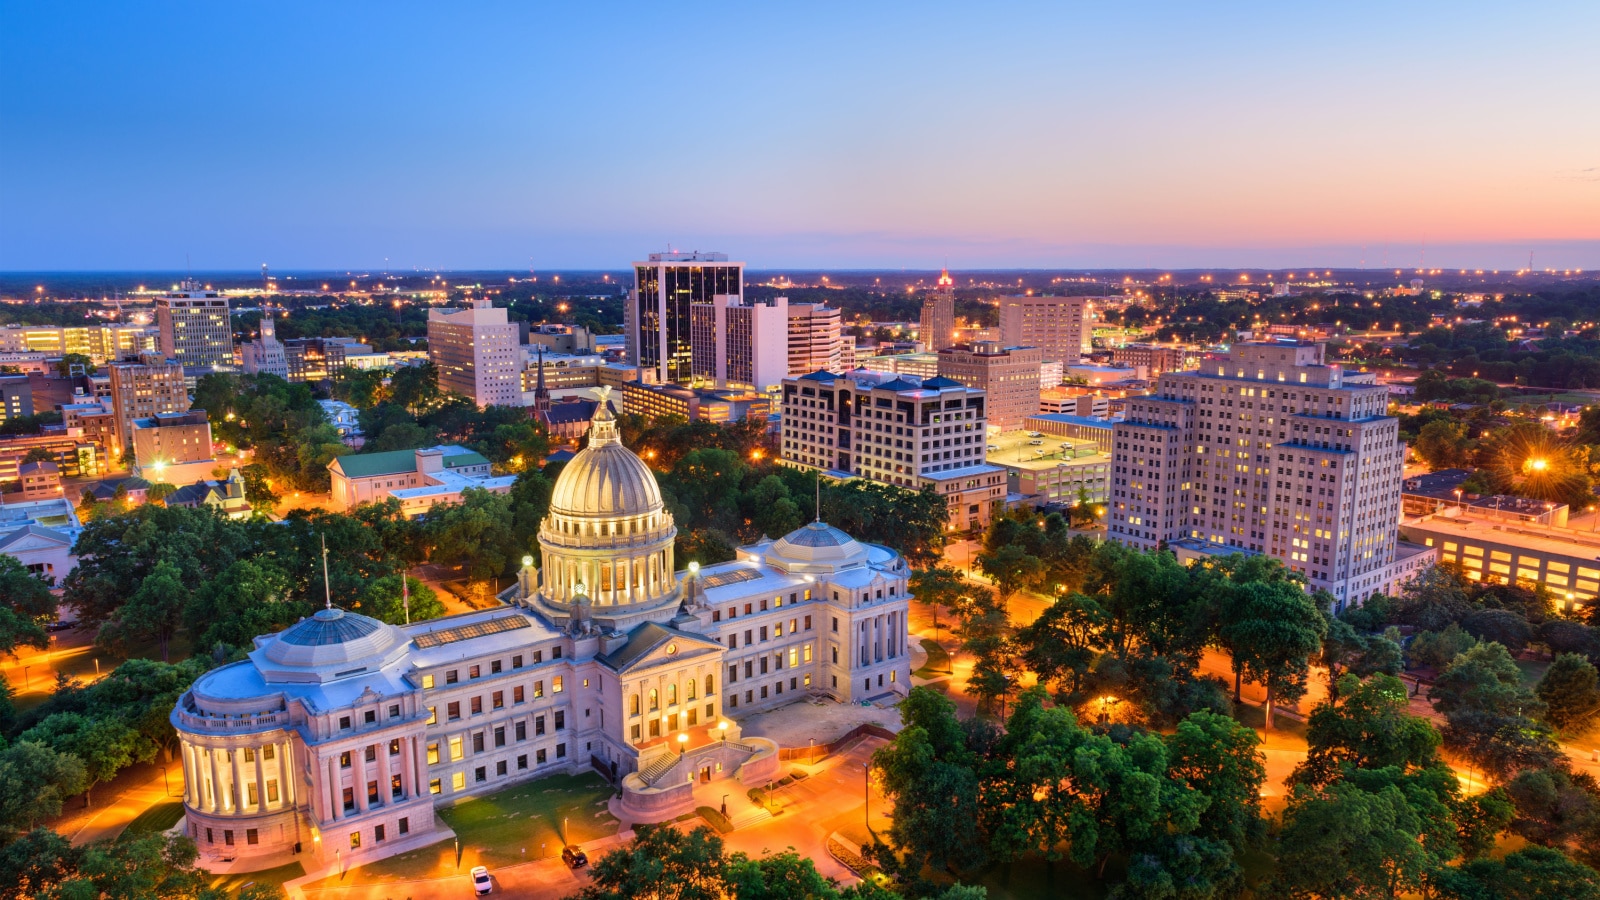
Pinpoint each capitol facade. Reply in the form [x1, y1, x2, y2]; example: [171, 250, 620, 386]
[170, 400, 913, 872]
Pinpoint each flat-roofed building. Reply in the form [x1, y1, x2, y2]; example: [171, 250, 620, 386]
[132, 410, 217, 484]
[428, 300, 521, 407]
[786, 301, 841, 376]
[0, 375, 33, 425]
[998, 295, 1098, 363]
[690, 295, 789, 391]
[630, 251, 745, 384]
[1023, 413, 1116, 454]
[1401, 513, 1600, 614]
[621, 381, 769, 424]
[1110, 344, 1194, 379]
[329, 445, 515, 515]
[156, 281, 233, 369]
[109, 358, 189, 458]
[986, 430, 1111, 507]
[919, 271, 957, 352]
[936, 342, 1042, 431]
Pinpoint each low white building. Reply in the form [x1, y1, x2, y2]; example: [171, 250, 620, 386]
[0, 496, 83, 586]
[327, 446, 515, 516]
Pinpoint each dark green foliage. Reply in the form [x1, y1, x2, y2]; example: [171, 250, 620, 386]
[1504, 765, 1600, 867]
[1431, 643, 1562, 779]
[1537, 653, 1600, 731]
[1435, 846, 1600, 900]
[0, 555, 57, 656]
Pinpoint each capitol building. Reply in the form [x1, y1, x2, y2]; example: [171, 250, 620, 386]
[170, 400, 912, 872]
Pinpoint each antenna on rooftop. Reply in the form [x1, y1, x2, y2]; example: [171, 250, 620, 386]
[814, 472, 822, 523]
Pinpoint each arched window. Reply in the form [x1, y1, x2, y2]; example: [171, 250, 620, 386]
[667, 683, 677, 705]
[705, 675, 714, 696]
[649, 689, 659, 711]
[686, 679, 696, 701]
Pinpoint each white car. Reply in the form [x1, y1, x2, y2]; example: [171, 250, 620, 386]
[471, 865, 492, 895]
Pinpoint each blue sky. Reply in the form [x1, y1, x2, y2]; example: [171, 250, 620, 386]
[3, 1, 1597, 270]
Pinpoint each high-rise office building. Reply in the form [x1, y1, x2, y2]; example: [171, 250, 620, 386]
[284, 337, 371, 383]
[998, 295, 1097, 363]
[428, 299, 522, 407]
[936, 342, 1043, 431]
[629, 252, 745, 384]
[155, 280, 234, 369]
[779, 370, 1006, 532]
[0, 375, 33, 426]
[786, 302, 841, 375]
[1107, 340, 1409, 607]
[239, 313, 289, 378]
[689, 295, 789, 390]
[919, 270, 957, 352]
[109, 358, 190, 458]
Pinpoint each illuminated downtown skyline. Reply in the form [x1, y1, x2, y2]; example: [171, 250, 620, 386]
[2, 1, 1596, 270]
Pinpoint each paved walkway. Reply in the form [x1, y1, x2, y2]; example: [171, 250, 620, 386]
[68, 763, 182, 846]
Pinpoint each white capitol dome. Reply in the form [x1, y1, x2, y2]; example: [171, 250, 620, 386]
[535, 389, 679, 615]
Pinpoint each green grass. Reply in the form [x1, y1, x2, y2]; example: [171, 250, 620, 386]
[313, 771, 619, 886]
[123, 800, 185, 837]
[207, 861, 305, 895]
[914, 638, 952, 678]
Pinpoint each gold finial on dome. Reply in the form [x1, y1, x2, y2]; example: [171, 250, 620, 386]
[588, 386, 619, 446]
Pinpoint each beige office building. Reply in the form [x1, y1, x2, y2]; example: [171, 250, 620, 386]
[690, 295, 789, 390]
[156, 281, 234, 369]
[998, 295, 1096, 363]
[786, 302, 842, 375]
[1109, 340, 1419, 608]
[109, 359, 190, 458]
[428, 300, 521, 407]
[936, 342, 1042, 431]
[919, 271, 956, 352]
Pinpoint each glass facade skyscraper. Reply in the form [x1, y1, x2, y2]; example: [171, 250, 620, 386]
[629, 252, 744, 384]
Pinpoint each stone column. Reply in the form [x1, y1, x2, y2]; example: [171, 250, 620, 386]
[254, 747, 266, 812]
[327, 757, 341, 821]
[181, 743, 195, 806]
[231, 747, 245, 812]
[208, 748, 223, 813]
[310, 755, 327, 823]
[399, 736, 414, 800]
[377, 742, 392, 807]
[355, 749, 370, 813]
[413, 736, 429, 797]
[283, 741, 296, 807]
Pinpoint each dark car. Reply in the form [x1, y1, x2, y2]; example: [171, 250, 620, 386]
[561, 846, 588, 869]
[47, 620, 77, 633]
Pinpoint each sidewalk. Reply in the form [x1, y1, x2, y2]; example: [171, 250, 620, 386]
[68, 763, 181, 846]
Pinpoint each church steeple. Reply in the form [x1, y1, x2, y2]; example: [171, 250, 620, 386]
[533, 345, 551, 415]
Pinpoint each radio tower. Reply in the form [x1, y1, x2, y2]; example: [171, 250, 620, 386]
[261, 263, 270, 291]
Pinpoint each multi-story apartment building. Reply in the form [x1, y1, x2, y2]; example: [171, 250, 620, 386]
[428, 300, 521, 407]
[239, 314, 290, 379]
[1110, 343, 1194, 380]
[998, 295, 1097, 363]
[936, 342, 1043, 431]
[779, 370, 1006, 532]
[919, 271, 956, 352]
[156, 281, 234, 369]
[0, 324, 157, 363]
[171, 403, 908, 873]
[629, 252, 745, 384]
[1108, 340, 1412, 607]
[786, 301, 842, 375]
[689, 295, 789, 391]
[108, 358, 190, 458]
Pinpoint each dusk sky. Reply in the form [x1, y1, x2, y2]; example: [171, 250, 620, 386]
[3, 1, 1597, 271]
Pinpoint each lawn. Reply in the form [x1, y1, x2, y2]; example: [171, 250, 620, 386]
[309, 771, 619, 887]
[913, 638, 952, 678]
[124, 800, 185, 836]
[208, 861, 305, 895]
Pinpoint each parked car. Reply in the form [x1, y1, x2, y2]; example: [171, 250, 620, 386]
[562, 846, 589, 869]
[47, 620, 77, 633]
[470, 865, 492, 894]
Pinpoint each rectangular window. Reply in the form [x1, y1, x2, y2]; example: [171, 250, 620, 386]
[555, 711, 565, 730]
[515, 721, 526, 741]
[340, 751, 351, 769]
[224, 830, 235, 846]
[428, 742, 440, 765]
[399, 817, 410, 835]
[553, 676, 563, 693]
[517, 754, 528, 770]
[494, 727, 506, 748]
[365, 745, 376, 762]
[350, 831, 361, 850]
[536, 748, 547, 765]
[374, 824, 386, 843]
[388, 704, 400, 719]
[469, 665, 481, 679]
[447, 701, 461, 721]
[243, 748, 256, 763]
[536, 715, 546, 735]
[342, 787, 355, 810]
[339, 716, 351, 730]
[246, 828, 259, 845]
[512, 655, 524, 669]
[449, 736, 463, 761]
[556, 743, 567, 759]
[247, 783, 259, 806]
[264, 745, 275, 761]
[492, 691, 504, 710]
[446, 670, 459, 684]
[470, 697, 483, 715]
[496, 760, 507, 776]
[472, 732, 485, 753]
[451, 772, 466, 791]
[430, 779, 442, 795]
[491, 660, 503, 675]
[267, 780, 279, 803]
[364, 710, 376, 725]
[513, 686, 525, 704]
[427, 706, 437, 725]
[475, 767, 486, 783]
[534, 681, 545, 698]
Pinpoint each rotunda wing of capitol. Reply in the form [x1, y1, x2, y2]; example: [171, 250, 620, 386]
[535, 388, 680, 618]
[765, 520, 871, 574]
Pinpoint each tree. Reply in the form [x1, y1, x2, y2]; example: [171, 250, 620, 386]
[1394, 565, 1475, 632]
[49, 830, 216, 900]
[0, 741, 87, 835]
[1294, 674, 1445, 788]
[0, 555, 56, 656]
[1460, 608, 1534, 653]
[53, 352, 96, 378]
[1220, 579, 1326, 730]
[20, 712, 141, 806]
[186, 558, 304, 650]
[1414, 419, 1473, 470]
[1431, 642, 1561, 779]
[424, 488, 519, 582]
[576, 824, 728, 900]
[1014, 592, 1107, 699]
[357, 574, 445, 625]
[96, 558, 189, 662]
[1274, 781, 1442, 899]
[1165, 710, 1266, 848]
[872, 688, 986, 873]
[21, 446, 55, 465]
[1536, 653, 1600, 732]
[1504, 765, 1600, 867]
[1434, 846, 1600, 900]
[723, 848, 838, 900]
[1410, 623, 1479, 670]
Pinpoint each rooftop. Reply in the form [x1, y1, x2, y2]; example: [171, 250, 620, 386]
[332, 445, 489, 479]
